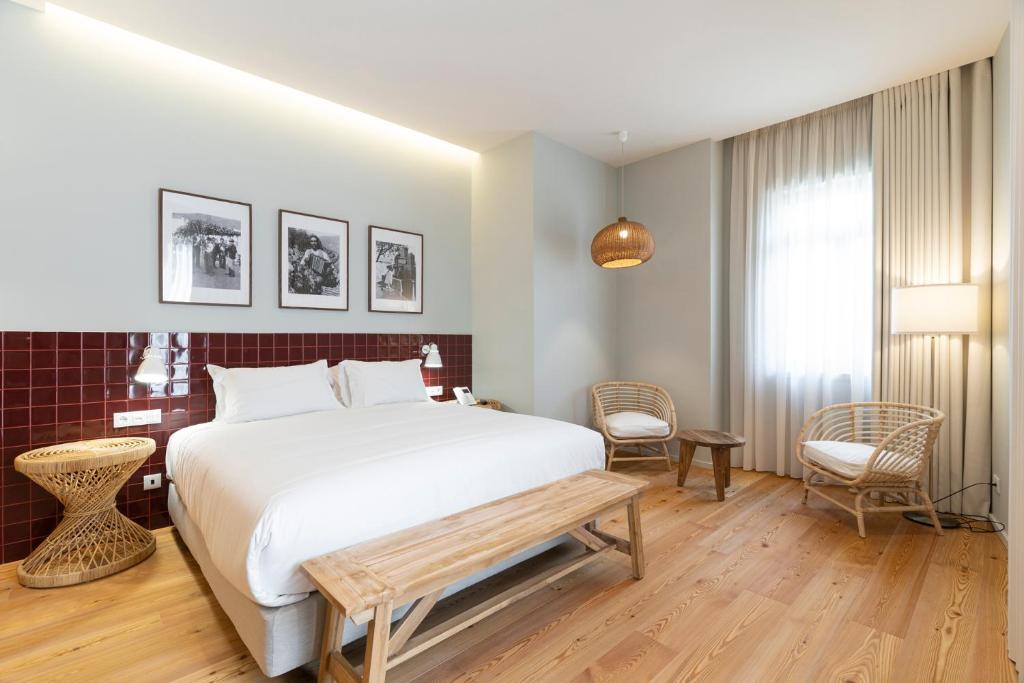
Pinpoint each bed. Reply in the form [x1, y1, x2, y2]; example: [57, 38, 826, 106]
[166, 401, 605, 676]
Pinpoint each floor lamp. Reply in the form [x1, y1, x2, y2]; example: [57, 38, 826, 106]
[890, 283, 981, 529]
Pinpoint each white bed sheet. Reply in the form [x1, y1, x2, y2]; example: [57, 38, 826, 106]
[166, 402, 605, 607]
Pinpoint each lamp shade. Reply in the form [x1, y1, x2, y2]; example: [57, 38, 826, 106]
[421, 343, 442, 368]
[590, 217, 655, 268]
[890, 284, 980, 335]
[135, 346, 168, 384]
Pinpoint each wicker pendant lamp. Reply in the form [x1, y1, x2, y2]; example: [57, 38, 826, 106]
[591, 131, 654, 268]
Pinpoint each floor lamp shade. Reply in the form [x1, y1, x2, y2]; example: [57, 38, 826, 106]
[890, 284, 980, 335]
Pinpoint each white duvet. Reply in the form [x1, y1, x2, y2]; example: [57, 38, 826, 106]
[166, 402, 605, 607]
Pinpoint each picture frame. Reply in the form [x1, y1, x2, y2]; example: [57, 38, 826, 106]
[368, 225, 423, 314]
[279, 210, 349, 311]
[159, 188, 252, 307]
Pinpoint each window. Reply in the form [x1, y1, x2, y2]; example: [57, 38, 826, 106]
[756, 170, 873, 398]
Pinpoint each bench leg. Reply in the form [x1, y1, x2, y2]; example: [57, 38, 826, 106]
[363, 601, 394, 683]
[318, 604, 344, 683]
[626, 494, 645, 579]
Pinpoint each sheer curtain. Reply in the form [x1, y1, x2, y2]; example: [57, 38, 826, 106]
[730, 98, 873, 476]
[872, 61, 992, 516]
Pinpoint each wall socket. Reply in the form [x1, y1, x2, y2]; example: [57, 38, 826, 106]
[994, 474, 1001, 495]
[143, 473, 162, 491]
[425, 385, 443, 397]
[112, 409, 162, 429]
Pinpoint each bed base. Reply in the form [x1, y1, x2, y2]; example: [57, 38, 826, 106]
[168, 484, 573, 677]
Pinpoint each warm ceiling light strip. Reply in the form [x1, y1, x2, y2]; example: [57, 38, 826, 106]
[42, 3, 479, 163]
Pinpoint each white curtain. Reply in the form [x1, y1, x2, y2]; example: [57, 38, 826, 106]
[872, 60, 992, 516]
[730, 98, 874, 477]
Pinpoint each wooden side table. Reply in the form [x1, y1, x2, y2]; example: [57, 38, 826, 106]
[14, 437, 157, 588]
[677, 429, 746, 502]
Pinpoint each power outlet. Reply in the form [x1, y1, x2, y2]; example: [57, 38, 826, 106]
[143, 473, 162, 491]
[425, 385, 443, 397]
[994, 475, 1001, 495]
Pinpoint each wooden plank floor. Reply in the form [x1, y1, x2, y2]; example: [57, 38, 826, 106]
[0, 465, 1016, 682]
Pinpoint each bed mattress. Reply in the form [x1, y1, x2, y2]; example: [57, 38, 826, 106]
[166, 401, 605, 607]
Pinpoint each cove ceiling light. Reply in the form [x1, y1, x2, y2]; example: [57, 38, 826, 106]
[43, 3, 478, 164]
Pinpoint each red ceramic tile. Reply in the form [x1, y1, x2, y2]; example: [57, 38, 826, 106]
[58, 367, 83, 386]
[81, 402, 104, 420]
[3, 408, 29, 427]
[31, 369, 57, 387]
[57, 386, 82, 405]
[31, 406, 56, 425]
[82, 385, 106, 402]
[3, 351, 29, 370]
[82, 332, 105, 350]
[3, 389, 30, 409]
[30, 387, 56, 405]
[31, 333, 56, 350]
[105, 332, 127, 349]
[54, 422, 83, 442]
[57, 332, 81, 349]
[6, 523, 29, 543]
[4, 332, 31, 350]
[82, 350, 105, 367]
[4, 482, 30, 505]
[57, 350, 82, 368]
[57, 404, 82, 423]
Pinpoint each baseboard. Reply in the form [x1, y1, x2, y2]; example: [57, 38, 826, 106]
[990, 513, 1009, 546]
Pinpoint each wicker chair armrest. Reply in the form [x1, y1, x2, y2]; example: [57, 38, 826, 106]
[860, 415, 944, 483]
[794, 404, 842, 467]
[591, 387, 609, 432]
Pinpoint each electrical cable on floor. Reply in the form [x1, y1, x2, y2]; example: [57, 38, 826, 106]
[929, 482, 1006, 534]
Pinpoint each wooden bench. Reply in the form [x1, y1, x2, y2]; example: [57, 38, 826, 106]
[302, 469, 649, 683]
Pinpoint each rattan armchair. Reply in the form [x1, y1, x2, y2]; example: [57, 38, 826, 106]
[795, 401, 945, 537]
[592, 381, 676, 471]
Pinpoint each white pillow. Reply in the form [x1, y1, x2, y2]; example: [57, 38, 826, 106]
[206, 360, 340, 423]
[342, 359, 429, 407]
[328, 360, 354, 407]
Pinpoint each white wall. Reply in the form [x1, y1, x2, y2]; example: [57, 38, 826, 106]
[471, 135, 535, 413]
[616, 140, 727, 433]
[471, 133, 618, 423]
[0, 3, 473, 333]
[993, 31, 1012, 528]
[532, 134, 618, 423]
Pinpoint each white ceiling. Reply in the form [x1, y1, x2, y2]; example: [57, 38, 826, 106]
[51, 0, 1009, 165]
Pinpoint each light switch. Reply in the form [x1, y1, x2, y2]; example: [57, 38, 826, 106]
[112, 409, 162, 429]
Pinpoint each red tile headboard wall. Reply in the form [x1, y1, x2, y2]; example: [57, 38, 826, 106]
[0, 331, 472, 565]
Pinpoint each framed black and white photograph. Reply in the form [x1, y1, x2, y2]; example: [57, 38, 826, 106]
[159, 189, 252, 306]
[368, 225, 423, 314]
[279, 210, 349, 311]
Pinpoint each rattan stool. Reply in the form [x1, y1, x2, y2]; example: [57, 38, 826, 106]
[14, 437, 157, 588]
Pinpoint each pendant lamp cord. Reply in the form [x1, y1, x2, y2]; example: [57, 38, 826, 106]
[619, 131, 626, 216]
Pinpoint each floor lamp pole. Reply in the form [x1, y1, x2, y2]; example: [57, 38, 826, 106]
[904, 333, 962, 529]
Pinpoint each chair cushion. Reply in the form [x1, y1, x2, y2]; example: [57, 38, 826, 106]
[803, 440, 876, 479]
[605, 411, 670, 438]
